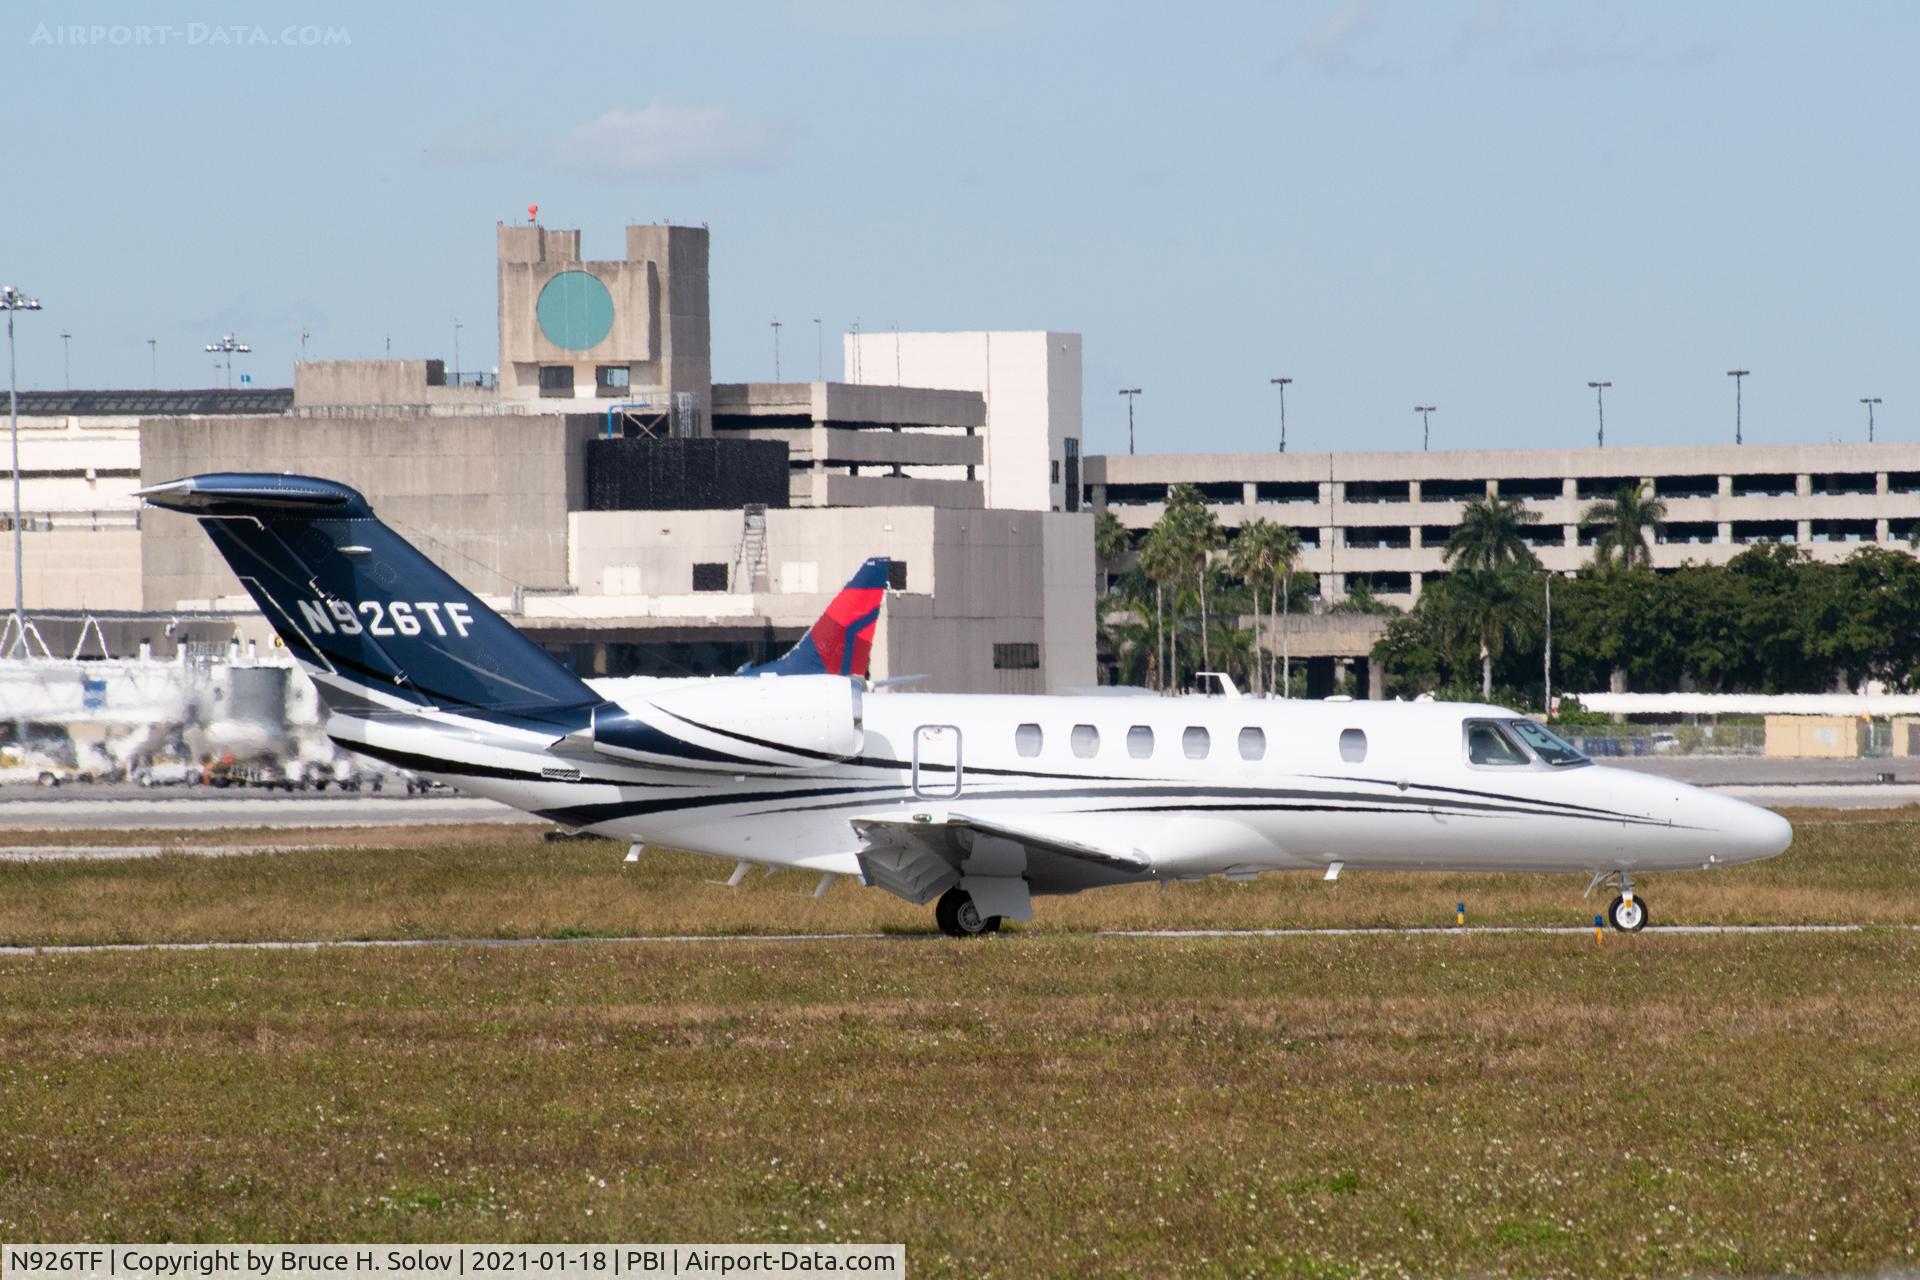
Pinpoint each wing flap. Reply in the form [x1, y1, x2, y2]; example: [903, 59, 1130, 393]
[851, 812, 1150, 906]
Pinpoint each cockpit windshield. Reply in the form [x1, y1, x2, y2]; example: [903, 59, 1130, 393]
[1464, 719, 1531, 766]
[1506, 719, 1591, 767]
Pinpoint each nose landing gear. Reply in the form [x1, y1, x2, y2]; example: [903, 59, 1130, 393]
[1607, 892, 1648, 932]
[1587, 870, 1649, 932]
[935, 886, 1002, 937]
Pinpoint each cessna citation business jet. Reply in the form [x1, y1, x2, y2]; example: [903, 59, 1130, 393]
[140, 473, 1793, 937]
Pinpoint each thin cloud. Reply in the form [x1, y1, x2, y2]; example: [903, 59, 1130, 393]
[421, 103, 792, 180]
[555, 104, 790, 178]
[1275, 0, 1407, 78]
[1451, 0, 1509, 58]
[1299, 0, 1375, 68]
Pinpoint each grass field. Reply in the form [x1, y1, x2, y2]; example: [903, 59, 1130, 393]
[0, 806, 1917, 945]
[1, 809, 1918, 1276]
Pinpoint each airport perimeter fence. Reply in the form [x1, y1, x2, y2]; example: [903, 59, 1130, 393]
[1561, 722, 1768, 758]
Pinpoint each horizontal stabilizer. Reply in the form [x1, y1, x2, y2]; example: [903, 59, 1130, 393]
[134, 473, 368, 516]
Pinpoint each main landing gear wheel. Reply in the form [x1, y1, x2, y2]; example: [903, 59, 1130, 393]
[1607, 893, 1648, 933]
[935, 887, 1001, 938]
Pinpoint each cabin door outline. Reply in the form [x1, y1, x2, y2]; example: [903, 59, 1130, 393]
[911, 724, 963, 798]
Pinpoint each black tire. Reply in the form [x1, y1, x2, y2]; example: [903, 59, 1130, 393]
[934, 887, 1000, 937]
[1607, 893, 1649, 933]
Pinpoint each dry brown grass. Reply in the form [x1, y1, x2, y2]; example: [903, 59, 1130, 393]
[1, 933, 1917, 1276]
[0, 822, 529, 850]
[0, 806, 1914, 947]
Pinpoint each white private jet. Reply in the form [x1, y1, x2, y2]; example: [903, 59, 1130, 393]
[139, 473, 1794, 936]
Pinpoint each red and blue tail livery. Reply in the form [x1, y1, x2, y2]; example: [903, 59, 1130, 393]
[740, 557, 889, 679]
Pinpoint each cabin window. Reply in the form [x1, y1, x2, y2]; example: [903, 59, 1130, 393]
[1339, 728, 1367, 763]
[1464, 719, 1529, 766]
[1238, 727, 1266, 761]
[1071, 724, 1100, 759]
[1015, 723, 1043, 758]
[690, 562, 728, 592]
[1182, 726, 1210, 760]
[1127, 725, 1155, 759]
[1507, 719, 1590, 767]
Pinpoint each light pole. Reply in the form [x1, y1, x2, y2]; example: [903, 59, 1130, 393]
[1118, 388, 1142, 455]
[1270, 376, 1292, 453]
[1862, 397, 1882, 443]
[1415, 405, 1436, 451]
[60, 332, 71, 388]
[770, 319, 782, 382]
[205, 334, 250, 388]
[1727, 369, 1749, 445]
[813, 318, 823, 381]
[4, 285, 44, 658]
[147, 338, 157, 386]
[453, 320, 462, 386]
[1587, 381, 1610, 447]
[298, 329, 309, 362]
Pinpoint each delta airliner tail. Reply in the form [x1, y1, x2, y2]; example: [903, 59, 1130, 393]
[737, 557, 889, 678]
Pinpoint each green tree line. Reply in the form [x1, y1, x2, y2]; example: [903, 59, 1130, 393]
[1377, 482, 1920, 705]
[1096, 484, 1387, 695]
[1097, 480, 1920, 704]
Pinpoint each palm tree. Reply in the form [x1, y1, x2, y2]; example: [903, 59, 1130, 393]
[1581, 480, 1667, 570]
[1268, 528, 1302, 695]
[1160, 485, 1223, 683]
[1446, 564, 1543, 698]
[1229, 519, 1298, 695]
[1099, 611, 1156, 687]
[1138, 521, 1183, 692]
[1190, 513, 1225, 676]
[1445, 495, 1543, 571]
[1094, 509, 1131, 595]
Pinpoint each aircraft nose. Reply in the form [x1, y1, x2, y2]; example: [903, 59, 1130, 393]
[1708, 793, 1793, 864]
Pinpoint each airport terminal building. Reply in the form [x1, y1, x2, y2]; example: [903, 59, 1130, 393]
[6, 219, 1920, 697]
[4, 223, 1093, 693]
[1087, 442, 1920, 608]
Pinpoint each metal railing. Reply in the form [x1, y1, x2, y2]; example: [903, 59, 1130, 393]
[1563, 723, 1766, 758]
[0, 509, 140, 532]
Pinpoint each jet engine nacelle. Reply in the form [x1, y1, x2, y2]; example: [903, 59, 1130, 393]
[588, 674, 863, 771]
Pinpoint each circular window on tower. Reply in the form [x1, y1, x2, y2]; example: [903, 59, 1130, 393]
[535, 270, 614, 350]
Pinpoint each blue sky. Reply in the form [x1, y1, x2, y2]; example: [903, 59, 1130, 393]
[6, 1, 1915, 455]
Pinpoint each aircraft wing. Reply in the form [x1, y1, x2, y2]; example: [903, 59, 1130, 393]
[851, 812, 1150, 905]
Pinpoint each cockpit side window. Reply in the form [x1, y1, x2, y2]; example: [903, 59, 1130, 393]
[1507, 718, 1591, 767]
[1464, 719, 1531, 766]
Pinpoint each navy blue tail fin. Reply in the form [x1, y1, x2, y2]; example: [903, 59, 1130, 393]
[138, 473, 598, 719]
[736, 556, 889, 678]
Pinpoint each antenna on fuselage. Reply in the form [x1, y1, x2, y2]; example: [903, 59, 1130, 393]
[1195, 672, 1241, 699]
